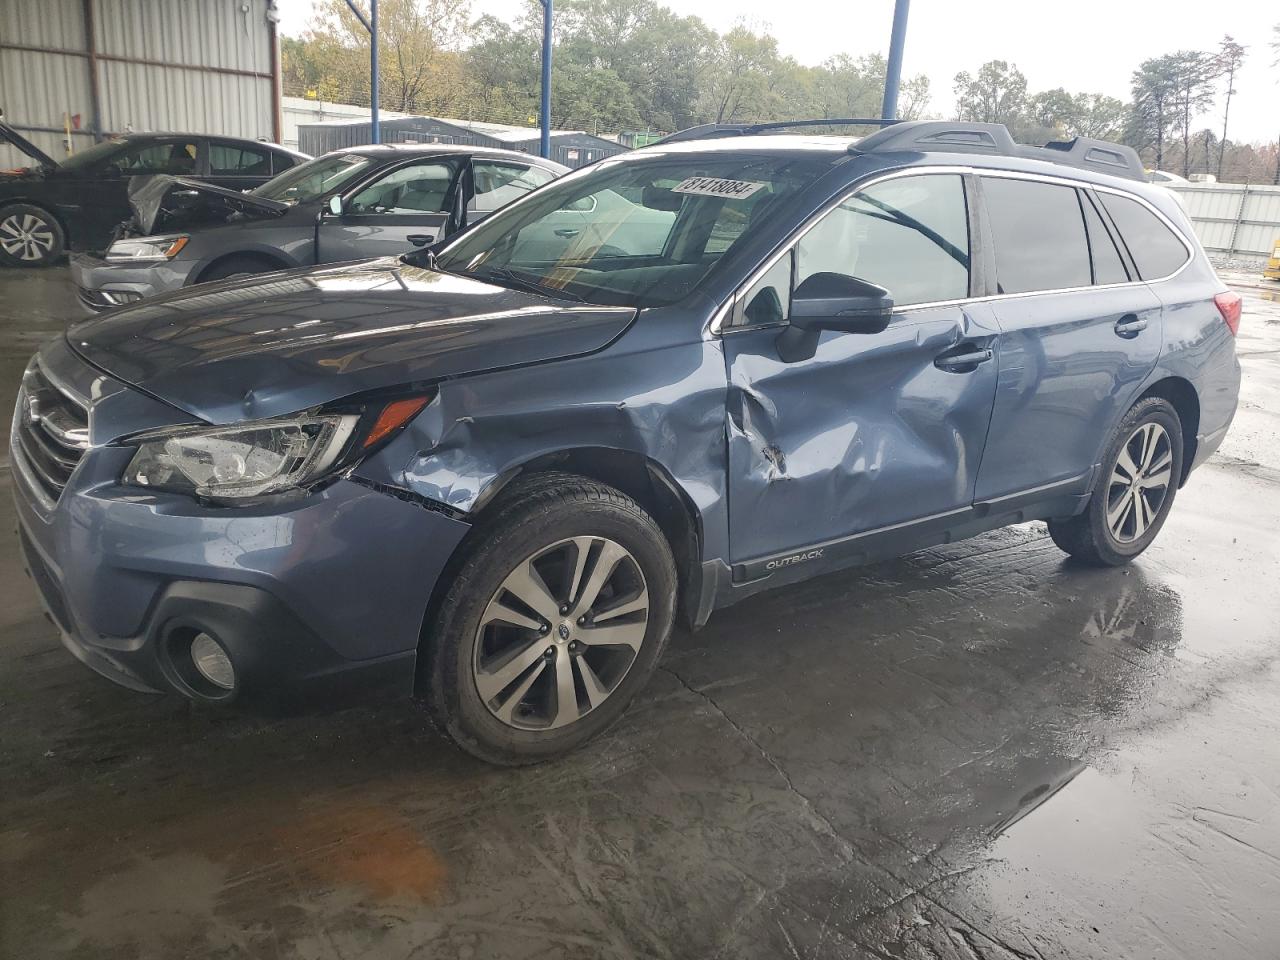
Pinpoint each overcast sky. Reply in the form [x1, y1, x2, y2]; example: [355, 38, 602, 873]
[277, 0, 1277, 143]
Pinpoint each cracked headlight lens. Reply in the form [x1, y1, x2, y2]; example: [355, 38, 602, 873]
[125, 414, 359, 500]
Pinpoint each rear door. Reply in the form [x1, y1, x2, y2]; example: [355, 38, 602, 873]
[315, 156, 461, 261]
[205, 140, 276, 191]
[972, 175, 1163, 503]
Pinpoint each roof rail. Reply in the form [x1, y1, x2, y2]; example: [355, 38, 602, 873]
[853, 121, 1146, 182]
[651, 118, 899, 146]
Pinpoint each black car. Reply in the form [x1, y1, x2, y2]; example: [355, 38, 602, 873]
[0, 120, 307, 266]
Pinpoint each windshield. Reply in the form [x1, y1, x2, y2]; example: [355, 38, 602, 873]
[434, 152, 833, 308]
[56, 139, 127, 172]
[251, 153, 375, 204]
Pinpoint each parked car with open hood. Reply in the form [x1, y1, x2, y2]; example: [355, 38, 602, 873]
[0, 118, 305, 267]
[14, 121, 1241, 765]
[71, 145, 570, 311]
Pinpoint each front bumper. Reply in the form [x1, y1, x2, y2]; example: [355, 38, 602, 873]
[69, 252, 194, 313]
[13, 344, 471, 712]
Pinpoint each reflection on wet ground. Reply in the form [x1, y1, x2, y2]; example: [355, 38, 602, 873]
[1, 269, 1278, 959]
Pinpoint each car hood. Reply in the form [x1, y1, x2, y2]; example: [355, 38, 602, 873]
[129, 175, 290, 234]
[0, 120, 58, 171]
[67, 259, 638, 424]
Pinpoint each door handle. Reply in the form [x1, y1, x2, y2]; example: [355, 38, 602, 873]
[934, 345, 994, 372]
[554, 228, 580, 238]
[407, 234, 435, 247]
[1114, 314, 1148, 338]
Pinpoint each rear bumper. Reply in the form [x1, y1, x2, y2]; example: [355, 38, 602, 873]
[69, 253, 193, 313]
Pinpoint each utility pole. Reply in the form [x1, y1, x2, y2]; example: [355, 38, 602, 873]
[345, 0, 380, 143]
[880, 0, 910, 121]
[539, 0, 553, 158]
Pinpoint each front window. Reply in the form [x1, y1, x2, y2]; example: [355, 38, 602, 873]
[435, 153, 832, 308]
[346, 160, 456, 214]
[251, 153, 376, 204]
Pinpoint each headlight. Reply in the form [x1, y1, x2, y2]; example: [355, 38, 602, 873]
[125, 414, 359, 499]
[121, 395, 433, 502]
[106, 235, 189, 262]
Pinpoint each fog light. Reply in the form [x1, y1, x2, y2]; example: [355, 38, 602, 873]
[190, 632, 235, 690]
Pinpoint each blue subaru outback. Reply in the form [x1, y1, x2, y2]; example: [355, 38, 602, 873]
[13, 121, 1241, 764]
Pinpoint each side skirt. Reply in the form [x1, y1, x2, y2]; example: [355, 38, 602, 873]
[713, 468, 1096, 611]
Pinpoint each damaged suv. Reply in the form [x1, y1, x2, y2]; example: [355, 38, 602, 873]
[15, 121, 1241, 765]
[71, 144, 568, 310]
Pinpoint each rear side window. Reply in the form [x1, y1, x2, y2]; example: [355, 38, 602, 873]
[209, 143, 272, 177]
[984, 178, 1091, 294]
[1081, 193, 1129, 285]
[271, 152, 299, 175]
[1097, 193, 1189, 280]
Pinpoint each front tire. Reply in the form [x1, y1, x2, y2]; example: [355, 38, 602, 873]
[1049, 397, 1184, 566]
[0, 204, 64, 266]
[424, 472, 677, 765]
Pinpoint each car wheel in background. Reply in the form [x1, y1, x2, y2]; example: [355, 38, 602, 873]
[424, 471, 677, 765]
[0, 204, 65, 267]
[1049, 396, 1184, 566]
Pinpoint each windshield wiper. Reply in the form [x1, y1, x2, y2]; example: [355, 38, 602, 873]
[473, 266, 586, 303]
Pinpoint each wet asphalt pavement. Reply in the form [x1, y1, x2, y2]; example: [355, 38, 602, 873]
[1, 267, 1278, 960]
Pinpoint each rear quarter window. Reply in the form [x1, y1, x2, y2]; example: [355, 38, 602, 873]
[1097, 192, 1189, 280]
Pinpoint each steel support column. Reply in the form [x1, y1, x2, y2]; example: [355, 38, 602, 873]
[880, 0, 910, 121]
[539, 0, 553, 159]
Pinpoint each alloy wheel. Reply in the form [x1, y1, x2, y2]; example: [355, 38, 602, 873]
[473, 536, 649, 731]
[1106, 422, 1173, 543]
[0, 213, 56, 262]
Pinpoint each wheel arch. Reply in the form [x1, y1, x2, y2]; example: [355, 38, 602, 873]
[1137, 375, 1200, 485]
[412, 446, 707, 694]
[193, 248, 292, 284]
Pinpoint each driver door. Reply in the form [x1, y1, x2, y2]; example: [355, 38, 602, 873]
[316, 158, 461, 262]
[722, 172, 1002, 574]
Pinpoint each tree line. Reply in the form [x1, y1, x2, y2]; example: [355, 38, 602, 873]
[283, 0, 1279, 181]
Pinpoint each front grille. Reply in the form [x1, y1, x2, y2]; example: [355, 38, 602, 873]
[14, 362, 89, 503]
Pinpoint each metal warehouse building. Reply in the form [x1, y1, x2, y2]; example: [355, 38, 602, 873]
[297, 115, 626, 169]
[0, 0, 282, 168]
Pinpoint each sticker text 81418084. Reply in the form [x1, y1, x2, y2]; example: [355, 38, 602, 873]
[671, 177, 767, 200]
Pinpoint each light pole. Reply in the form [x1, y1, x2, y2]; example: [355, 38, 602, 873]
[539, 0, 553, 159]
[345, 0, 380, 143]
[880, 0, 910, 121]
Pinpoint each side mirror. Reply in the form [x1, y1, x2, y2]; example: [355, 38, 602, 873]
[790, 272, 893, 333]
[326, 194, 343, 216]
[777, 273, 893, 362]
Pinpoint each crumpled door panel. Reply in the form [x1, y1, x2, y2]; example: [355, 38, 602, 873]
[722, 304, 1002, 566]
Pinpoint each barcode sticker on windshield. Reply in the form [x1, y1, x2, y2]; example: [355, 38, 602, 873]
[671, 177, 767, 200]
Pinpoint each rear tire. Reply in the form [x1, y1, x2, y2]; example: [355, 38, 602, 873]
[424, 472, 677, 766]
[198, 254, 280, 283]
[1049, 397, 1183, 566]
[0, 204, 64, 266]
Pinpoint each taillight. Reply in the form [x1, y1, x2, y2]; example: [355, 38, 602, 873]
[1214, 291, 1242, 336]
